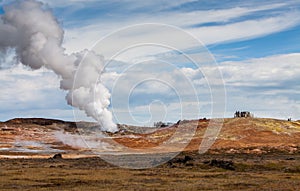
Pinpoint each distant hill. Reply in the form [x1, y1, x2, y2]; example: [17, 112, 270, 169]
[4, 118, 73, 126]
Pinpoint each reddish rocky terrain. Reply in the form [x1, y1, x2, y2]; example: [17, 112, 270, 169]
[1, 117, 300, 190]
[0, 117, 300, 158]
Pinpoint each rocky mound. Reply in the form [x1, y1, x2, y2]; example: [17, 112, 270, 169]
[5, 118, 73, 126]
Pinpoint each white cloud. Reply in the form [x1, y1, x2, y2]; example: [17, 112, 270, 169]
[38, 0, 197, 10]
[184, 53, 300, 118]
[1, 0, 299, 124]
[220, 53, 300, 86]
[108, 52, 300, 123]
[190, 11, 300, 45]
[153, 3, 288, 28]
[0, 64, 74, 120]
[0, 64, 59, 100]
[62, 6, 300, 61]
[225, 95, 300, 120]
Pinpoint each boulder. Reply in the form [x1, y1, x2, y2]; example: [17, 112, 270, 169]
[52, 153, 63, 159]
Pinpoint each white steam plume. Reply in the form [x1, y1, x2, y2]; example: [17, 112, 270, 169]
[0, 0, 117, 132]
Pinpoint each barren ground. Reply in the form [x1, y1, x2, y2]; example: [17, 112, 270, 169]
[1, 117, 300, 190]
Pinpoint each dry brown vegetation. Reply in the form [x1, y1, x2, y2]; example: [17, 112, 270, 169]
[1, 152, 300, 190]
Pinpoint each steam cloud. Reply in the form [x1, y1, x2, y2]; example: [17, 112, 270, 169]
[54, 131, 112, 151]
[0, 0, 118, 132]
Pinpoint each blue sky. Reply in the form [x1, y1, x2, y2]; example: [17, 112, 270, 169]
[0, 0, 300, 125]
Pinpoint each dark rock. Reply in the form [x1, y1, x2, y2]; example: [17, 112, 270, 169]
[286, 157, 295, 160]
[204, 159, 235, 170]
[183, 155, 193, 163]
[168, 155, 193, 167]
[52, 153, 63, 159]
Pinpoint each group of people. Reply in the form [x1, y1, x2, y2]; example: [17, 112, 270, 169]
[234, 111, 252, 118]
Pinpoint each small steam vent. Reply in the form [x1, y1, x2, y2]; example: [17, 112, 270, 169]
[234, 111, 254, 118]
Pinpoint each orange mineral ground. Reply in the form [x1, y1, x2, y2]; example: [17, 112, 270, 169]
[0, 117, 300, 158]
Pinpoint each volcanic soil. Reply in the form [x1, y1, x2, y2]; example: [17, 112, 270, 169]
[1, 117, 300, 190]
